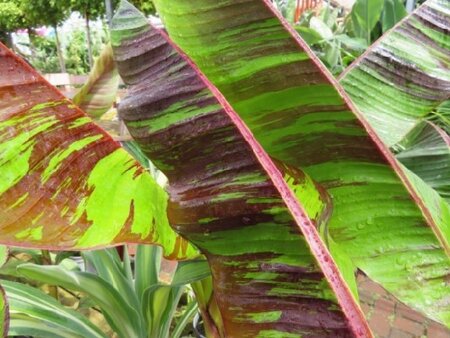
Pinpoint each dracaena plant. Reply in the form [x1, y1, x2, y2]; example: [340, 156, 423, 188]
[0, 0, 449, 338]
[7, 245, 209, 338]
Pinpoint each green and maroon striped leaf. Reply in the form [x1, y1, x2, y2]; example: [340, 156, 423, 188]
[0, 43, 195, 259]
[151, 0, 450, 330]
[340, 0, 450, 147]
[112, 2, 368, 337]
[72, 44, 120, 119]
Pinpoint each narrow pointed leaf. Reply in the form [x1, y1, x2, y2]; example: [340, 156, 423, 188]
[3, 279, 106, 338]
[135, 245, 162, 308]
[0, 284, 7, 338]
[172, 300, 198, 338]
[72, 44, 120, 119]
[83, 248, 140, 311]
[0, 246, 9, 337]
[17, 263, 146, 338]
[340, 0, 450, 146]
[171, 260, 211, 286]
[151, 0, 450, 330]
[0, 43, 195, 259]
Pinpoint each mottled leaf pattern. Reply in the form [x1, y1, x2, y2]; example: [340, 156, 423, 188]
[0, 43, 195, 259]
[112, 2, 368, 337]
[340, 0, 450, 146]
[152, 0, 450, 329]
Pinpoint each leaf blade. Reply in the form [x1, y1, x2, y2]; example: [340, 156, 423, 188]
[152, 0, 450, 330]
[112, 2, 369, 336]
[0, 42, 195, 259]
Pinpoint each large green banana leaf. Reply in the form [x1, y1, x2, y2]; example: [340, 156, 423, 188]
[0, 43, 195, 259]
[146, 0, 450, 335]
[112, 2, 368, 337]
[112, 1, 449, 337]
[0, 0, 448, 337]
[339, 0, 450, 204]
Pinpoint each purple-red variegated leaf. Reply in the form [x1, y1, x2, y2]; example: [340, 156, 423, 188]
[150, 0, 450, 332]
[0, 43, 196, 260]
[72, 44, 120, 119]
[112, 1, 368, 337]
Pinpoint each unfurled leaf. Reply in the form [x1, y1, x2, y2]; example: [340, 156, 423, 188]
[149, 0, 449, 334]
[340, 0, 450, 146]
[3, 279, 106, 338]
[0, 43, 195, 259]
[72, 44, 120, 119]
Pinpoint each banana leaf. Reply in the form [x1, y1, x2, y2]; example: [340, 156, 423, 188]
[143, 0, 449, 335]
[340, 0, 450, 147]
[0, 42, 195, 259]
[112, 2, 368, 336]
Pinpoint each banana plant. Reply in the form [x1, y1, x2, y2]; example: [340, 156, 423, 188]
[0, 0, 449, 337]
[339, 0, 450, 204]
